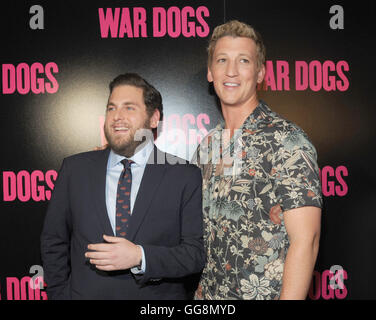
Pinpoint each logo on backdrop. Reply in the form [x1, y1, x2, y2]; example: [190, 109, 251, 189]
[309, 265, 348, 300]
[258, 60, 349, 92]
[1, 62, 59, 95]
[320, 166, 348, 197]
[2, 170, 57, 202]
[0, 265, 47, 300]
[98, 6, 210, 38]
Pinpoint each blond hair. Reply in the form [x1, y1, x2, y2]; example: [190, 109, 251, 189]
[207, 20, 266, 70]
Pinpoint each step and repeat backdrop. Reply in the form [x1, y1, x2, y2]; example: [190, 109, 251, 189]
[0, 0, 375, 300]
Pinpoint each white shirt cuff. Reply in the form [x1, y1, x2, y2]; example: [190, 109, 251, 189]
[130, 245, 146, 274]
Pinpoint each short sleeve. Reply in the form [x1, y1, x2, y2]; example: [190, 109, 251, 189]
[272, 129, 323, 211]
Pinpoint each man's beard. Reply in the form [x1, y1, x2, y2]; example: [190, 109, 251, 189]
[104, 119, 152, 157]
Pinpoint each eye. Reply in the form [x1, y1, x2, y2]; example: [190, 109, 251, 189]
[106, 106, 115, 112]
[216, 58, 226, 63]
[240, 58, 250, 63]
[126, 106, 135, 111]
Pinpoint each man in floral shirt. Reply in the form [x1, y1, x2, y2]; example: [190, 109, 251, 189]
[193, 20, 322, 300]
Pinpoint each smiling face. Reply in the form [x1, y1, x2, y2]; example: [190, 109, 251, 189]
[208, 36, 265, 110]
[104, 84, 159, 157]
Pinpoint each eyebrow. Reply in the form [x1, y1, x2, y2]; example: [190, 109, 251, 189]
[106, 101, 140, 108]
[215, 52, 253, 57]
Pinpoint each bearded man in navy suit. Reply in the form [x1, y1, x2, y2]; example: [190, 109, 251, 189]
[41, 73, 205, 300]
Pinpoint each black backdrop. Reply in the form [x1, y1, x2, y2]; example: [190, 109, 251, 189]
[1, 0, 375, 300]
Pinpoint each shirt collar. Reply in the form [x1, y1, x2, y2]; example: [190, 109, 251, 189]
[108, 140, 154, 169]
[215, 100, 271, 132]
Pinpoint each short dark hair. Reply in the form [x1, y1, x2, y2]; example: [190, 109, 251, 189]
[109, 73, 164, 122]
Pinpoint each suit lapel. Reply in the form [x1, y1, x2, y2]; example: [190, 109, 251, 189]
[128, 147, 167, 241]
[89, 148, 115, 236]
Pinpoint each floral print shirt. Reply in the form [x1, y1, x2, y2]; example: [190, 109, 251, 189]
[193, 101, 322, 300]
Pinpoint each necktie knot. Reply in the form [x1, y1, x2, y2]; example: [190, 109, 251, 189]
[121, 159, 134, 170]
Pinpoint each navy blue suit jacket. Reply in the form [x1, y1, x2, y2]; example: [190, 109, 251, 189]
[40, 147, 205, 299]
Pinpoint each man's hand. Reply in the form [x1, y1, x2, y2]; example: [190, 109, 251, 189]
[86, 235, 142, 271]
[94, 144, 108, 151]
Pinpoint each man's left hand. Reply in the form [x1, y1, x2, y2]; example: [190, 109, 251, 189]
[86, 235, 142, 271]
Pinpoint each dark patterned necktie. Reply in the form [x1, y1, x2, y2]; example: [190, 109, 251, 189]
[115, 159, 134, 238]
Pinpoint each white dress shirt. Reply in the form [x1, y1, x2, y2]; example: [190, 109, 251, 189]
[105, 140, 154, 273]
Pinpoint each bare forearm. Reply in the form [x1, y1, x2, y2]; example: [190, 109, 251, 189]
[279, 242, 319, 300]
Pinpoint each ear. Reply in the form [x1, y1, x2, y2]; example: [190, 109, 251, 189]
[150, 109, 160, 129]
[256, 64, 266, 84]
[207, 67, 214, 83]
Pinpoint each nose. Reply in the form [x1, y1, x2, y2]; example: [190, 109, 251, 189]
[113, 107, 125, 121]
[225, 60, 238, 77]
